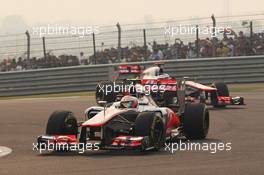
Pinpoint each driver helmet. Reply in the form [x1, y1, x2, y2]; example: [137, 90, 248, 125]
[120, 95, 139, 108]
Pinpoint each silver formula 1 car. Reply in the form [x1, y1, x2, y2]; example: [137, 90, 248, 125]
[37, 83, 209, 152]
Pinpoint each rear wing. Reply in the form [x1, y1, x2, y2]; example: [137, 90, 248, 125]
[117, 65, 143, 74]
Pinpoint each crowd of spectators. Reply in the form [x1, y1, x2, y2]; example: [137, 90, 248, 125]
[1, 30, 264, 72]
[0, 54, 79, 72]
[91, 29, 264, 64]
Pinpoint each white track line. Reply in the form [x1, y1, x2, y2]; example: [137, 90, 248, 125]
[0, 146, 12, 157]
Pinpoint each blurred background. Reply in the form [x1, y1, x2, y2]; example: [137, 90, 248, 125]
[0, 0, 264, 71]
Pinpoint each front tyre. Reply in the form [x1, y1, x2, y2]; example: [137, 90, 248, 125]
[46, 111, 78, 136]
[45, 111, 78, 152]
[212, 82, 229, 107]
[134, 112, 165, 151]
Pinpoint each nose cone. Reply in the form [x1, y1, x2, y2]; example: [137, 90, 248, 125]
[82, 107, 128, 127]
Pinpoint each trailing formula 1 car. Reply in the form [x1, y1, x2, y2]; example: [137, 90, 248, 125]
[37, 82, 209, 152]
[95, 64, 143, 104]
[95, 63, 244, 108]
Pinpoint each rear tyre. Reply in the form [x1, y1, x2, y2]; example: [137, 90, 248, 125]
[134, 112, 165, 151]
[95, 81, 116, 105]
[212, 82, 229, 107]
[46, 111, 78, 136]
[183, 103, 209, 140]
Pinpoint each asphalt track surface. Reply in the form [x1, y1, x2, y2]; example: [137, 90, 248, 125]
[0, 92, 264, 175]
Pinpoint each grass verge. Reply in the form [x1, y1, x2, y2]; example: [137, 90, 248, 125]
[229, 83, 264, 93]
[0, 91, 94, 100]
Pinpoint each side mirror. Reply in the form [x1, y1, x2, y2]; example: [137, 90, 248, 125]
[183, 76, 190, 80]
[98, 101, 107, 107]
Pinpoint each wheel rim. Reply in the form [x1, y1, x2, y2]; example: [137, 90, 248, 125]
[65, 114, 77, 135]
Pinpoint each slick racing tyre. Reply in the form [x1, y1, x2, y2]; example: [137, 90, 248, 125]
[46, 111, 78, 136]
[212, 82, 229, 107]
[183, 103, 209, 140]
[95, 81, 116, 105]
[134, 112, 165, 151]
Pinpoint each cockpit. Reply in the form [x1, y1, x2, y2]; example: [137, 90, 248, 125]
[114, 95, 157, 110]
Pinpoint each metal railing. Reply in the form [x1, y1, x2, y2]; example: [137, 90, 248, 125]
[1, 13, 264, 63]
